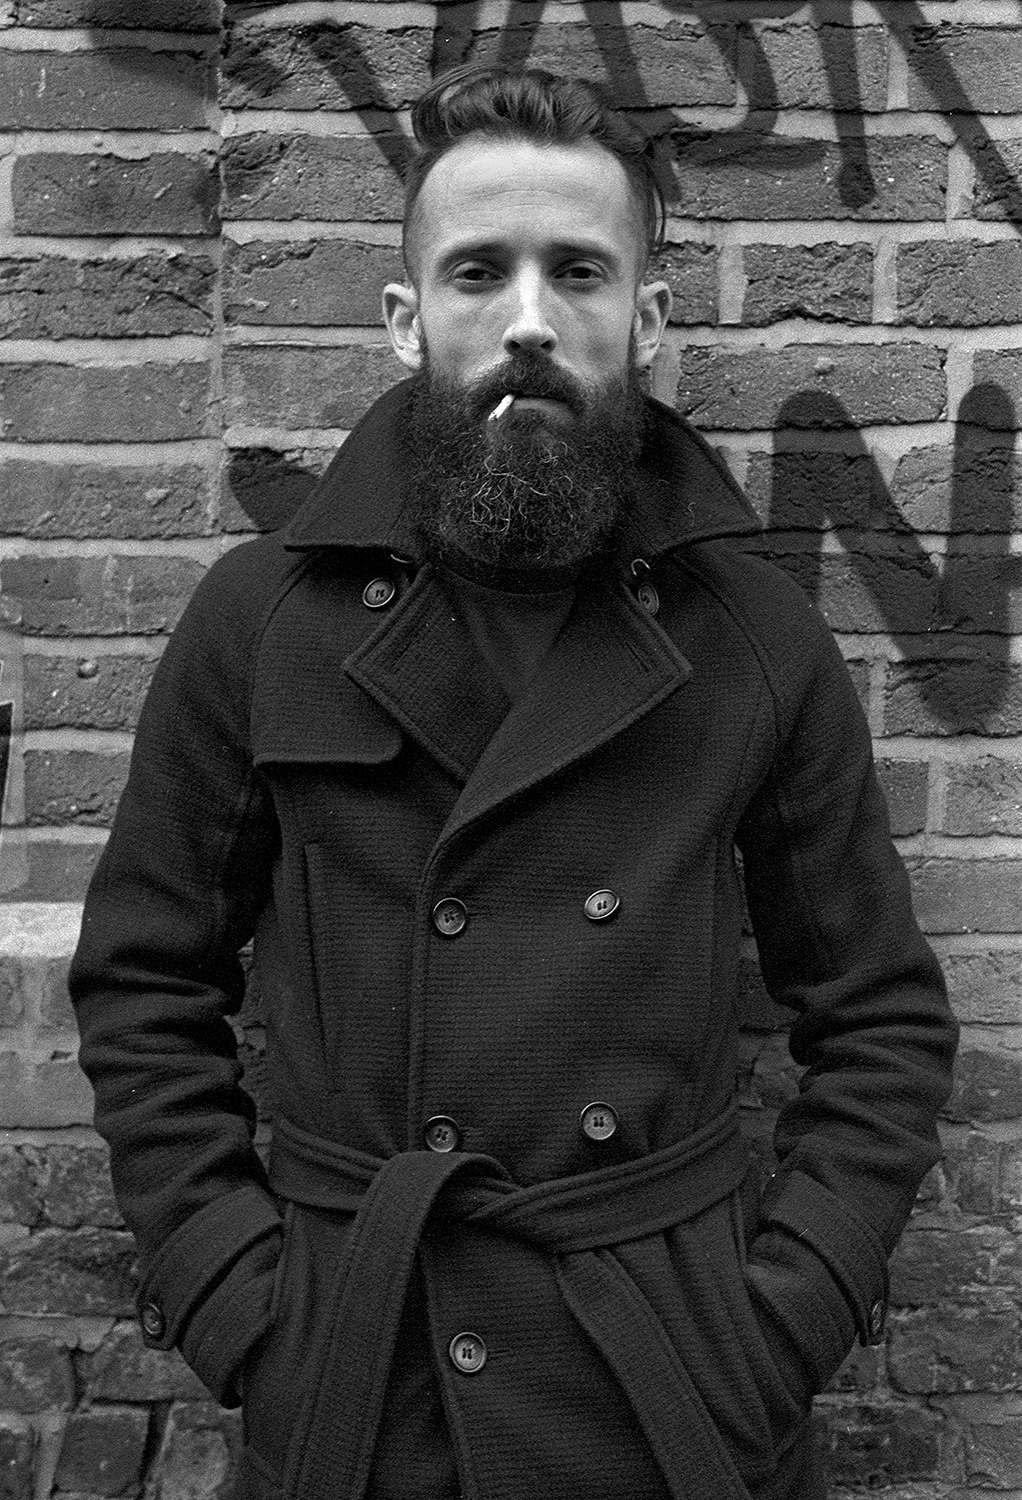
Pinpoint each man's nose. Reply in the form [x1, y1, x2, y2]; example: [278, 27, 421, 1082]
[502, 273, 557, 355]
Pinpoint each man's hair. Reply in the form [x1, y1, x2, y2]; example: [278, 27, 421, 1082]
[402, 64, 666, 279]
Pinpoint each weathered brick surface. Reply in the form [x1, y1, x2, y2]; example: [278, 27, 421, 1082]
[13, 154, 219, 238]
[0, 952, 72, 1033]
[0, 1050, 95, 1128]
[650, 243, 717, 326]
[907, 24, 1022, 113]
[971, 137, 1022, 220]
[223, 238, 402, 327]
[945, 950, 1022, 1025]
[146, 1401, 240, 1500]
[742, 243, 873, 326]
[0, 1148, 38, 1223]
[15, 0, 219, 25]
[0, 1336, 75, 1413]
[966, 1414, 1022, 1490]
[820, 1399, 943, 1486]
[676, 344, 945, 430]
[745, 448, 875, 529]
[223, 345, 397, 430]
[222, 446, 332, 532]
[24, 654, 159, 732]
[741, 23, 887, 111]
[0, 363, 210, 443]
[15, 841, 104, 903]
[0, 255, 215, 341]
[0, 1226, 134, 1314]
[1, 555, 206, 636]
[222, 135, 406, 222]
[884, 659, 1022, 737]
[0, 1420, 34, 1500]
[221, 21, 435, 110]
[944, 759, 1022, 836]
[0, 51, 213, 131]
[970, 350, 1022, 425]
[889, 1306, 1022, 1393]
[0, 460, 215, 540]
[53, 1406, 149, 1497]
[86, 1323, 205, 1402]
[746, 540, 936, 633]
[24, 751, 130, 828]
[876, 759, 927, 836]
[909, 858, 1022, 934]
[892, 438, 1022, 533]
[26, 1145, 122, 1227]
[668, 134, 946, 221]
[896, 240, 1022, 327]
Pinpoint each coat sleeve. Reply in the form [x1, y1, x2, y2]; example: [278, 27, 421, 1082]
[69, 543, 287, 1407]
[734, 601, 958, 1393]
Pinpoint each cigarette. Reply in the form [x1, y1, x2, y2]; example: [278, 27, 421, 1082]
[488, 394, 514, 422]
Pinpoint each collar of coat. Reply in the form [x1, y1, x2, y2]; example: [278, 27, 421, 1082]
[282, 377, 761, 567]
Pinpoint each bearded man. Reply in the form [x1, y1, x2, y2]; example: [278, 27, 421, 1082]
[70, 65, 957, 1500]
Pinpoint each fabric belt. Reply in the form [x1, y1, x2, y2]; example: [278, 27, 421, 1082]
[269, 1102, 753, 1500]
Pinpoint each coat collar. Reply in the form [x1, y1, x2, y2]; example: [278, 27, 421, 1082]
[282, 377, 761, 567]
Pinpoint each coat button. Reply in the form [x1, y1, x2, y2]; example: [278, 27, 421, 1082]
[867, 1298, 887, 1342]
[140, 1301, 165, 1339]
[424, 1116, 460, 1153]
[362, 577, 396, 609]
[433, 898, 468, 937]
[584, 889, 619, 922]
[580, 1102, 618, 1141]
[449, 1332, 487, 1374]
[637, 582, 659, 615]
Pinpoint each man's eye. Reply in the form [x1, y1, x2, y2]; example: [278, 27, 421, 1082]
[561, 264, 602, 284]
[453, 265, 496, 285]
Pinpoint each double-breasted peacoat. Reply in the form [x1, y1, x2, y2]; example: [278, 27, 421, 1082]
[70, 383, 958, 1500]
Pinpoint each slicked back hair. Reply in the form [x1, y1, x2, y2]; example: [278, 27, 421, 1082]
[402, 64, 667, 281]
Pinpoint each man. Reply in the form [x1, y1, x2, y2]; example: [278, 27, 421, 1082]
[70, 65, 957, 1500]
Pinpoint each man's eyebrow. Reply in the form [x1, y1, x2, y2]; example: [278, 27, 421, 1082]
[435, 238, 626, 272]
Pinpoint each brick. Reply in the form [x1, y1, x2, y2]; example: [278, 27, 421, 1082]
[876, 759, 927, 836]
[469, 21, 736, 109]
[16, 0, 219, 26]
[896, 241, 1022, 328]
[0, 363, 210, 443]
[884, 658, 1022, 737]
[742, 23, 887, 111]
[24, 750, 130, 828]
[892, 438, 1022, 533]
[649, 243, 717, 326]
[742, 244, 872, 326]
[945, 950, 1022, 1024]
[970, 350, 1022, 427]
[1, 460, 215, 540]
[0, 1419, 34, 1500]
[966, 1413, 1022, 1489]
[17, 840, 104, 902]
[744, 448, 875, 530]
[0, 1050, 94, 1128]
[939, 1127, 1002, 1214]
[27, 1145, 121, 1228]
[0, 51, 212, 131]
[947, 1046, 1022, 1123]
[0, 1226, 135, 1314]
[54, 1406, 149, 1497]
[889, 1305, 1022, 1393]
[667, 133, 945, 221]
[86, 1323, 205, 1402]
[821, 1399, 942, 1485]
[1, 556, 205, 636]
[972, 137, 1022, 220]
[908, 24, 1022, 113]
[909, 858, 1022, 934]
[0, 1149, 39, 1225]
[0, 254, 215, 340]
[0, 959, 23, 1027]
[945, 759, 1022, 835]
[890, 1224, 1014, 1305]
[24, 654, 158, 732]
[221, 20, 434, 110]
[0, 952, 72, 1030]
[998, 1140, 1022, 1212]
[222, 446, 332, 533]
[0, 1335, 74, 1412]
[13, 153, 219, 238]
[744, 541, 936, 633]
[223, 239, 402, 327]
[826, 1340, 883, 1394]
[938, 552, 1022, 633]
[222, 135, 406, 222]
[224, 345, 397, 431]
[675, 344, 945, 430]
[147, 1401, 240, 1500]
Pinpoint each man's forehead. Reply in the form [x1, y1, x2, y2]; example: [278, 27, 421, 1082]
[410, 136, 642, 269]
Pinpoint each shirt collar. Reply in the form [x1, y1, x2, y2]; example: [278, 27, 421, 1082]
[283, 377, 761, 565]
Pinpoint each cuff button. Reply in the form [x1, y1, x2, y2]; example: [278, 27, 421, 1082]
[141, 1301, 165, 1340]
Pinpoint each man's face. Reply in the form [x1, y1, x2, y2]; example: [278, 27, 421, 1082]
[383, 136, 671, 569]
[387, 135, 669, 415]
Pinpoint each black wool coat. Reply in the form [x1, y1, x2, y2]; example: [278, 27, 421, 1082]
[70, 384, 958, 1500]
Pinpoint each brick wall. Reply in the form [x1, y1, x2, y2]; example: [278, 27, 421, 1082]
[0, 2, 1018, 1494]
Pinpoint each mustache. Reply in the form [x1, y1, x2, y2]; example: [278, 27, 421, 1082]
[466, 357, 590, 421]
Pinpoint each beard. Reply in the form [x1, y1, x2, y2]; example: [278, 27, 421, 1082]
[405, 346, 649, 572]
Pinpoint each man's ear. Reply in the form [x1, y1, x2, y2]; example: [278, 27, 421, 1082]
[632, 280, 672, 371]
[383, 282, 423, 372]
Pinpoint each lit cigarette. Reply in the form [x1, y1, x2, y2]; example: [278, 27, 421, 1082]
[488, 394, 514, 422]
